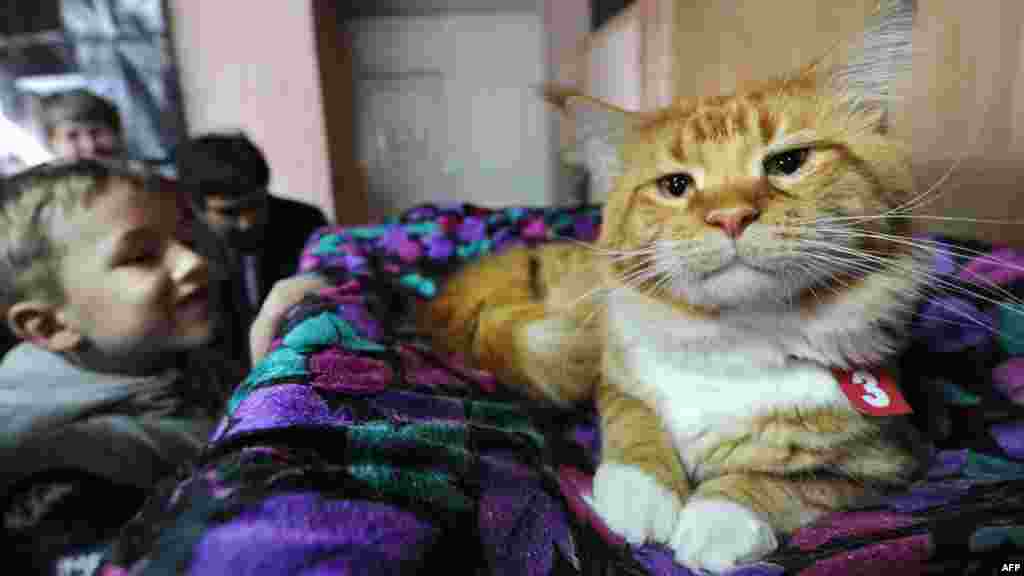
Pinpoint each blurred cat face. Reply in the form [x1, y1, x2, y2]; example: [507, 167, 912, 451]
[602, 76, 913, 311]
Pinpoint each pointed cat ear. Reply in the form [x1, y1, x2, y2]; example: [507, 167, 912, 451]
[541, 85, 638, 200]
[819, 0, 916, 125]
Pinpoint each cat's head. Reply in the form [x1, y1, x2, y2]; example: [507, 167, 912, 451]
[550, 0, 916, 313]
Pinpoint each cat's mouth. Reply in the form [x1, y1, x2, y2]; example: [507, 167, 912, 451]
[669, 259, 784, 310]
[698, 258, 773, 281]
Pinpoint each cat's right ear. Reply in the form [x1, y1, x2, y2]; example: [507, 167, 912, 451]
[541, 84, 637, 200]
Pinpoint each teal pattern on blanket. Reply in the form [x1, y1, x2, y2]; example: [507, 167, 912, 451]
[227, 347, 308, 413]
[346, 463, 473, 512]
[283, 312, 386, 353]
[970, 525, 1024, 552]
[998, 305, 1024, 355]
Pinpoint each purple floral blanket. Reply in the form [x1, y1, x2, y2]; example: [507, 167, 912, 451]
[99, 204, 1024, 575]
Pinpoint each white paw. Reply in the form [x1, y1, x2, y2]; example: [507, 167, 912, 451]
[671, 498, 778, 574]
[588, 462, 683, 545]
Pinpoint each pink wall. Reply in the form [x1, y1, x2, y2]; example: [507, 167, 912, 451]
[544, 0, 590, 86]
[168, 1, 335, 222]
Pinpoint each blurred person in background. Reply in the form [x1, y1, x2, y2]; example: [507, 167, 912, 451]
[175, 132, 329, 351]
[38, 88, 124, 161]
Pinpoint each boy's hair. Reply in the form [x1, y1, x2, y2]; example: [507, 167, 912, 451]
[0, 160, 147, 310]
[173, 132, 270, 206]
[39, 89, 122, 139]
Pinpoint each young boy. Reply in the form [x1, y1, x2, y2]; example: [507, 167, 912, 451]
[38, 89, 124, 161]
[0, 159, 326, 573]
[0, 90, 127, 359]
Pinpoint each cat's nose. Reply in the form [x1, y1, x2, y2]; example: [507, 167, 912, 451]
[705, 206, 760, 238]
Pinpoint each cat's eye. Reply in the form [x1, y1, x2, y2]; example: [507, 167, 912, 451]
[655, 173, 694, 199]
[763, 148, 810, 177]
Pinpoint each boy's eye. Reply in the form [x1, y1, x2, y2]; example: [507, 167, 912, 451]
[764, 148, 810, 176]
[655, 173, 694, 199]
[122, 250, 157, 265]
[117, 242, 162, 265]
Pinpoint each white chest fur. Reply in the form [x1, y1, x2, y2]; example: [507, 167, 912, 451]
[606, 289, 855, 477]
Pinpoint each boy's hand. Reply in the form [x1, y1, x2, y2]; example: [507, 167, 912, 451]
[248, 273, 330, 365]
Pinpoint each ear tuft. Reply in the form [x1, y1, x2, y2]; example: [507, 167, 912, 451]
[829, 0, 916, 106]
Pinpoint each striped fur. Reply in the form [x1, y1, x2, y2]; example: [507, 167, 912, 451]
[419, 2, 922, 572]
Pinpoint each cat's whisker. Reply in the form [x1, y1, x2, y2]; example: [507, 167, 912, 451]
[564, 281, 614, 312]
[786, 240, 925, 296]
[796, 251, 920, 305]
[784, 259, 840, 306]
[789, 250, 999, 336]
[790, 242, 1016, 333]
[793, 238, 976, 304]
[553, 234, 659, 260]
[578, 294, 610, 326]
[802, 252, 996, 333]
[783, 255, 971, 337]
[613, 260, 665, 295]
[648, 260, 683, 300]
[812, 228, 1024, 285]
[795, 229, 1024, 313]
[566, 256, 658, 311]
[836, 214, 1024, 226]
[791, 225, 1024, 273]
[791, 250, 922, 312]
[560, 248, 701, 320]
[608, 248, 662, 263]
[606, 247, 700, 300]
[775, 223, 991, 274]
[788, 208, 1024, 230]
[789, 156, 964, 227]
[882, 156, 964, 216]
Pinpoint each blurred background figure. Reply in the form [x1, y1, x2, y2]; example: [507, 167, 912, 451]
[39, 88, 123, 160]
[175, 132, 328, 342]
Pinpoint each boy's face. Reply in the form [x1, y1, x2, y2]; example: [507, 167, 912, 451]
[198, 191, 268, 253]
[55, 177, 213, 360]
[50, 120, 122, 160]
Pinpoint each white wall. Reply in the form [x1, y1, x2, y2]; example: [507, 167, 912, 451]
[348, 11, 558, 217]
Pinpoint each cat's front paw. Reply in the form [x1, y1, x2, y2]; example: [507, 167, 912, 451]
[590, 462, 682, 545]
[670, 498, 777, 574]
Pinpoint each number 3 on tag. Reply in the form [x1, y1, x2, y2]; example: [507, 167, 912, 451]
[853, 371, 890, 407]
[833, 368, 913, 416]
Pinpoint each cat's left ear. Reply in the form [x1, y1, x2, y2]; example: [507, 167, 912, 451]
[819, 0, 916, 130]
[541, 84, 640, 199]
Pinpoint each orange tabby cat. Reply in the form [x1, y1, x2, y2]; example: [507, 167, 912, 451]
[420, 1, 925, 572]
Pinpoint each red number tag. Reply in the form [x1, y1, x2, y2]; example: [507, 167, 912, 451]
[832, 368, 913, 416]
